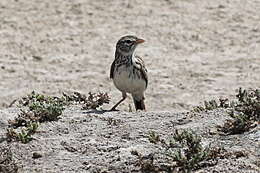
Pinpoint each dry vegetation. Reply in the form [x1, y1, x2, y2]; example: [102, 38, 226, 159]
[193, 88, 259, 135]
[0, 146, 18, 173]
[0, 0, 259, 172]
[5, 91, 110, 144]
[0, 88, 259, 172]
[63, 91, 110, 110]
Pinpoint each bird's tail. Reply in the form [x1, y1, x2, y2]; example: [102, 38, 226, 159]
[133, 98, 146, 111]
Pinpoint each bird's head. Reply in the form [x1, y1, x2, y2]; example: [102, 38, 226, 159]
[116, 35, 145, 56]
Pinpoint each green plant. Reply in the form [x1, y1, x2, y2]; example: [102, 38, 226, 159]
[7, 91, 64, 144]
[6, 122, 39, 144]
[28, 101, 65, 122]
[132, 151, 159, 173]
[192, 88, 259, 134]
[193, 98, 229, 112]
[18, 129, 33, 144]
[204, 100, 218, 110]
[219, 113, 255, 135]
[218, 88, 259, 134]
[136, 129, 249, 172]
[6, 91, 110, 144]
[233, 88, 259, 121]
[164, 129, 209, 171]
[148, 131, 161, 144]
[140, 129, 210, 172]
[19, 91, 66, 107]
[9, 92, 66, 128]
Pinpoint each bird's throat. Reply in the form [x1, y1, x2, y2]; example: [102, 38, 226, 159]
[115, 50, 134, 66]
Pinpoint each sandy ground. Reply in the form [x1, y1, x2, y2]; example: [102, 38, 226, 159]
[0, 0, 259, 111]
[0, 0, 260, 172]
[0, 108, 259, 172]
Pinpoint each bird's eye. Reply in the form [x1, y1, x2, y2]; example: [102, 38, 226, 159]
[125, 40, 132, 44]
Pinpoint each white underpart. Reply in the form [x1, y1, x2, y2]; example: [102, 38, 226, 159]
[113, 54, 146, 101]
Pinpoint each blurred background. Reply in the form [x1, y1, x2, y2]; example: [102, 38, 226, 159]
[0, 0, 259, 111]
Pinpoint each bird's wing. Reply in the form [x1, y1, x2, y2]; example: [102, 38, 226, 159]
[135, 55, 148, 88]
[110, 60, 115, 79]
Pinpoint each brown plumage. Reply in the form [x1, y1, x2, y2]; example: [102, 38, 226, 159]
[110, 35, 148, 111]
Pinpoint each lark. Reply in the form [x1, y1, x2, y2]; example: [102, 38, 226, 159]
[110, 35, 148, 111]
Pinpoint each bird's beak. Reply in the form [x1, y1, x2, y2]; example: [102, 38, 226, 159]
[135, 38, 145, 44]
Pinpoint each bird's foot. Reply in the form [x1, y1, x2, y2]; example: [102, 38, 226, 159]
[110, 107, 120, 111]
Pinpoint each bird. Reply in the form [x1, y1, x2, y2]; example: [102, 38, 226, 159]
[110, 35, 148, 111]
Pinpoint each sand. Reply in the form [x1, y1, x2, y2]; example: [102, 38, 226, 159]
[0, 0, 259, 172]
[0, 0, 259, 111]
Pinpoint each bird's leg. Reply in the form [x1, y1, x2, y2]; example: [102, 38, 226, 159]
[110, 92, 127, 111]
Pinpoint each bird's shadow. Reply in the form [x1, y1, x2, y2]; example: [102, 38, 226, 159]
[82, 109, 119, 114]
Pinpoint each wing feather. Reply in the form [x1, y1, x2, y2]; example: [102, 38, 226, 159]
[134, 56, 148, 88]
[110, 60, 115, 79]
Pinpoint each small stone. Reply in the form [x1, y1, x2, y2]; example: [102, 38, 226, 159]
[218, 4, 225, 8]
[32, 152, 42, 159]
[32, 55, 43, 61]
